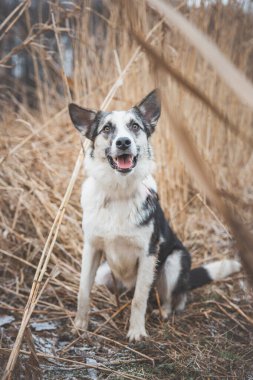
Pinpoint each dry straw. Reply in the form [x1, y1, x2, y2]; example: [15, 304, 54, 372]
[1, 1, 253, 378]
[0, 0, 30, 43]
[133, 32, 253, 146]
[2, 14, 166, 380]
[131, 33, 253, 281]
[144, 0, 253, 281]
[148, 0, 253, 109]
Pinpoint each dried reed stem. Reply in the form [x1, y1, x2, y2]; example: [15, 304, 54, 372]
[162, 96, 253, 282]
[51, 9, 72, 103]
[0, 0, 30, 42]
[133, 32, 253, 146]
[0, 0, 29, 34]
[2, 18, 163, 379]
[148, 0, 253, 109]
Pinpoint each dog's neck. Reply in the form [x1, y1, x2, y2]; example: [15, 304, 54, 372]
[85, 169, 156, 202]
[91, 172, 155, 201]
[84, 148, 156, 201]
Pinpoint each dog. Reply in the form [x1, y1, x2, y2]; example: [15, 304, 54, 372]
[68, 89, 241, 342]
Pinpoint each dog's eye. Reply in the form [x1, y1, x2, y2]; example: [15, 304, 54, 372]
[103, 124, 111, 133]
[132, 123, 140, 131]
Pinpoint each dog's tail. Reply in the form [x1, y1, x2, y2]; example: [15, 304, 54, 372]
[189, 259, 241, 290]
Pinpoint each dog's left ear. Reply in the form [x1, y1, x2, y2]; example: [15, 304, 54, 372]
[136, 89, 161, 135]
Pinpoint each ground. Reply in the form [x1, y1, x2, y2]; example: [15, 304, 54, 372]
[1, 204, 253, 379]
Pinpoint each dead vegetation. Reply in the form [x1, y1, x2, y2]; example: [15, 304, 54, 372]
[0, 0, 253, 379]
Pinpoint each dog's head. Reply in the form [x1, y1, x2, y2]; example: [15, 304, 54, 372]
[68, 89, 160, 181]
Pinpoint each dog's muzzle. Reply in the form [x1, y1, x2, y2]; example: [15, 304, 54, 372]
[107, 153, 138, 173]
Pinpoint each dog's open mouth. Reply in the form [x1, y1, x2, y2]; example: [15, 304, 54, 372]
[107, 154, 138, 173]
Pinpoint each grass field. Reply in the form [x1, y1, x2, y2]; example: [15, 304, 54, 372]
[0, 1, 253, 378]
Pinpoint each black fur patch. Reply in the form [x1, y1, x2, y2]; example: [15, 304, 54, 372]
[147, 144, 152, 159]
[135, 89, 161, 135]
[173, 250, 191, 295]
[154, 203, 187, 272]
[126, 119, 146, 135]
[189, 267, 212, 290]
[68, 103, 109, 142]
[133, 107, 154, 137]
[96, 121, 117, 141]
[140, 191, 189, 281]
[89, 111, 109, 141]
[90, 142, 95, 158]
[138, 189, 158, 226]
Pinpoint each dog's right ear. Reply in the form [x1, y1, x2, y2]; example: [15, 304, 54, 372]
[68, 103, 98, 140]
[136, 89, 161, 136]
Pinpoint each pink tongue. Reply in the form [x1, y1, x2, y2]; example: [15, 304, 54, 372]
[117, 156, 133, 169]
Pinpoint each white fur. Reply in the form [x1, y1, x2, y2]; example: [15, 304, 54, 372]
[156, 250, 184, 319]
[73, 99, 241, 342]
[76, 175, 157, 339]
[75, 241, 102, 330]
[203, 259, 241, 281]
[175, 293, 187, 312]
[95, 261, 113, 286]
[81, 174, 155, 285]
[75, 108, 158, 340]
[127, 254, 156, 340]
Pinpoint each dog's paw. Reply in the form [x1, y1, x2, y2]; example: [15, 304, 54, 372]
[74, 314, 89, 331]
[152, 306, 171, 320]
[127, 326, 148, 342]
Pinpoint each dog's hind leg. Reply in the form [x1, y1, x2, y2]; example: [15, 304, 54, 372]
[75, 243, 102, 330]
[95, 261, 114, 289]
[95, 261, 124, 296]
[155, 250, 190, 319]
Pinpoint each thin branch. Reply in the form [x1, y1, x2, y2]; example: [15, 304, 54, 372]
[148, 0, 253, 110]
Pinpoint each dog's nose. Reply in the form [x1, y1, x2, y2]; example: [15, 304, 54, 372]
[116, 137, 131, 150]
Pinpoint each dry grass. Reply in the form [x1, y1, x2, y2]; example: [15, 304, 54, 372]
[0, 1, 253, 379]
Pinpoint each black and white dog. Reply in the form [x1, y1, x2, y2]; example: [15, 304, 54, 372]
[68, 90, 240, 342]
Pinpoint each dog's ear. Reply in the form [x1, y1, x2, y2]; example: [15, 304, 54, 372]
[136, 89, 161, 135]
[68, 103, 98, 140]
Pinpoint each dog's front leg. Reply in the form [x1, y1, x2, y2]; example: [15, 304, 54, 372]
[75, 242, 102, 330]
[127, 255, 156, 342]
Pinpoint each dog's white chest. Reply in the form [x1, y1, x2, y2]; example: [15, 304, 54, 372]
[81, 177, 149, 237]
[81, 178, 153, 287]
